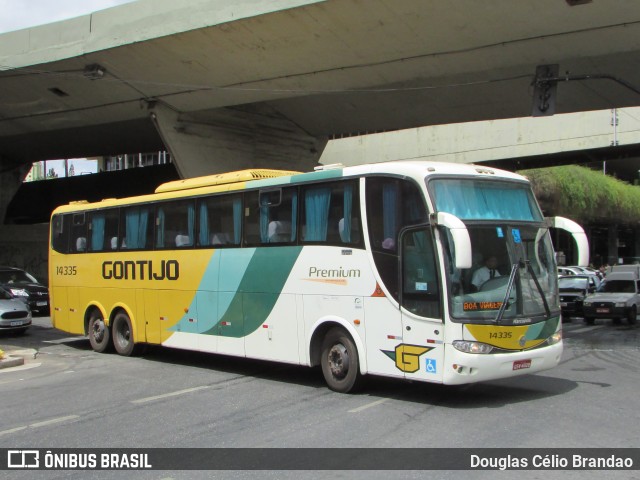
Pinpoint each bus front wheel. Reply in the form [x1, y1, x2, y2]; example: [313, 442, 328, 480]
[320, 328, 364, 393]
[88, 311, 112, 353]
[112, 312, 138, 356]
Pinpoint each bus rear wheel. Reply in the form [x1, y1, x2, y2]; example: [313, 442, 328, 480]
[112, 312, 139, 356]
[320, 328, 364, 393]
[88, 311, 112, 353]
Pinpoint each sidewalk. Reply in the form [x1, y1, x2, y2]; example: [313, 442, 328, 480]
[0, 344, 38, 369]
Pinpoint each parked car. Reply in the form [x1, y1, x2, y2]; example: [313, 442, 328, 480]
[0, 286, 32, 334]
[583, 269, 640, 325]
[559, 274, 600, 320]
[566, 265, 604, 279]
[0, 266, 49, 316]
[557, 266, 584, 277]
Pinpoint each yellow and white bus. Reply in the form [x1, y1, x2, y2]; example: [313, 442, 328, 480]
[49, 160, 588, 392]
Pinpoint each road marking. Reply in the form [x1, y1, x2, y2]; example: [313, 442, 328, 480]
[131, 385, 211, 404]
[0, 415, 79, 437]
[43, 337, 85, 344]
[29, 415, 80, 428]
[569, 325, 606, 334]
[349, 398, 389, 413]
[0, 426, 27, 436]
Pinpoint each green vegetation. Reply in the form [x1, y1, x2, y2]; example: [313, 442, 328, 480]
[518, 165, 640, 223]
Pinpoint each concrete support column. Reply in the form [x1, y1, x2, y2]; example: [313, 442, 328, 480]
[608, 223, 619, 266]
[0, 159, 49, 281]
[0, 224, 49, 282]
[150, 103, 327, 178]
[0, 160, 31, 224]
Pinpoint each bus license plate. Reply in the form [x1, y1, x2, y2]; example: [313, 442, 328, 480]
[596, 308, 609, 313]
[513, 359, 532, 371]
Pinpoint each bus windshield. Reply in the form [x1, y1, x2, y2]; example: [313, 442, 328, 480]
[431, 178, 543, 222]
[442, 224, 558, 323]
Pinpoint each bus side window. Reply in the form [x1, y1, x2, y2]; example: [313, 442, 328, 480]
[197, 194, 242, 247]
[154, 200, 194, 249]
[121, 205, 153, 250]
[366, 177, 429, 301]
[89, 209, 119, 252]
[301, 180, 361, 246]
[244, 188, 297, 246]
[71, 213, 87, 253]
[51, 214, 71, 254]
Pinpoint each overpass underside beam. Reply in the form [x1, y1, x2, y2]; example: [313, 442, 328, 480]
[150, 103, 327, 178]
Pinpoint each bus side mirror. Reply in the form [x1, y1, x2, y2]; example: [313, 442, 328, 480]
[546, 216, 589, 267]
[434, 212, 472, 269]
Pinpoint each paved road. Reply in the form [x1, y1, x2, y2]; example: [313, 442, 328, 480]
[0, 317, 638, 480]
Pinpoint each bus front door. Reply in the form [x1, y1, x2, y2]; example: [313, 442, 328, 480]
[399, 226, 445, 382]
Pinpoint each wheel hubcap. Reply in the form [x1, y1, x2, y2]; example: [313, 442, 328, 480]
[328, 343, 349, 379]
[92, 319, 105, 342]
[117, 323, 130, 346]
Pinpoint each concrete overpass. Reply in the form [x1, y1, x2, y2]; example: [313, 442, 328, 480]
[2, 0, 640, 278]
[3, 0, 640, 173]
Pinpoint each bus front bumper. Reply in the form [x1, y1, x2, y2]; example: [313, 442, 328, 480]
[441, 341, 563, 385]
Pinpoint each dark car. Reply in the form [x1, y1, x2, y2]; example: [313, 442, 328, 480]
[0, 286, 32, 334]
[0, 266, 49, 316]
[558, 274, 600, 320]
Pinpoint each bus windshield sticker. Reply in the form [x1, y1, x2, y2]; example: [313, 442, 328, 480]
[463, 301, 504, 311]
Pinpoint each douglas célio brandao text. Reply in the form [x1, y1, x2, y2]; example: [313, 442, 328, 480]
[470, 453, 634, 470]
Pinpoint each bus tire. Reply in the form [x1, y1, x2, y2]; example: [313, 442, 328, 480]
[112, 312, 139, 356]
[320, 328, 364, 393]
[88, 311, 112, 353]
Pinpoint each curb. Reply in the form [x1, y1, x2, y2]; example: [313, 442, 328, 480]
[0, 355, 25, 369]
[0, 348, 37, 369]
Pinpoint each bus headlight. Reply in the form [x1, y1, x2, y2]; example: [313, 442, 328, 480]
[548, 331, 562, 345]
[9, 288, 29, 297]
[452, 340, 494, 354]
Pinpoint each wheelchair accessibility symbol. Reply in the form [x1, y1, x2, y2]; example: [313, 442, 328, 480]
[425, 358, 437, 374]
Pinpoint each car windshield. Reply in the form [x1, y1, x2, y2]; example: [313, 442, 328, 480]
[0, 270, 37, 284]
[559, 277, 589, 290]
[598, 280, 636, 293]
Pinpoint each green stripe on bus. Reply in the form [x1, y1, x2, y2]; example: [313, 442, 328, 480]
[202, 246, 303, 337]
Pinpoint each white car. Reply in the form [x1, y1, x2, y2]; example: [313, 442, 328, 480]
[558, 266, 584, 276]
[0, 287, 32, 334]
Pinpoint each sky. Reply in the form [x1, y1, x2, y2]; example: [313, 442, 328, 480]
[0, 0, 136, 34]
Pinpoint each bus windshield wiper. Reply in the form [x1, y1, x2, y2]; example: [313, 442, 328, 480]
[494, 260, 552, 324]
[494, 262, 519, 324]
[525, 259, 551, 319]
